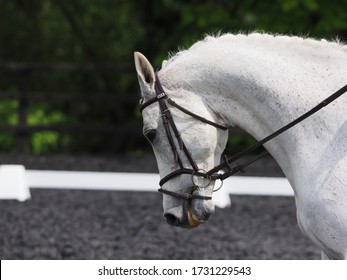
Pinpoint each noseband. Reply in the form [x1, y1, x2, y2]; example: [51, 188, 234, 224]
[140, 74, 347, 201]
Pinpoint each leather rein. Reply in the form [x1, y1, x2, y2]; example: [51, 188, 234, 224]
[140, 74, 347, 201]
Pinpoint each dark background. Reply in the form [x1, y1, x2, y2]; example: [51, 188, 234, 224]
[0, 0, 346, 155]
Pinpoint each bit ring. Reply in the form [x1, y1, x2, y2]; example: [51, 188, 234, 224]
[191, 169, 212, 189]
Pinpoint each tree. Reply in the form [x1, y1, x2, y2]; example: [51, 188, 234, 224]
[0, 0, 346, 154]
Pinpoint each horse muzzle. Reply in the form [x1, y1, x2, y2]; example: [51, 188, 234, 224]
[163, 197, 215, 228]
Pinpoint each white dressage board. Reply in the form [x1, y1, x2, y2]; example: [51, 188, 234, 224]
[0, 165, 293, 207]
[0, 165, 30, 201]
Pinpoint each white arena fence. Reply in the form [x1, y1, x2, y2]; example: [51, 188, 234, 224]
[0, 164, 293, 208]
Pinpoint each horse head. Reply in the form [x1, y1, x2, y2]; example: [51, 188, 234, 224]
[134, 52, 228, 228]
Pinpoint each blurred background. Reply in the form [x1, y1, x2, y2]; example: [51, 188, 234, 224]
[1, 0, 346, 156]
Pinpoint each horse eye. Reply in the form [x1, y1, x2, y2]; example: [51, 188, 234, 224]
[144, 129, 157, 142]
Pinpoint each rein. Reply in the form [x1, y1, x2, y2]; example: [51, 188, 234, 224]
[140, 74, 347, 200]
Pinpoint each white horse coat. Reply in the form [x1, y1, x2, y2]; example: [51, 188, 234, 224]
[135, 33, 347, 259]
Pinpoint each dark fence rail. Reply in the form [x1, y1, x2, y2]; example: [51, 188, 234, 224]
[0, 63, 138, 153]
[0, 63, 246, 154]
[0, 63, 133, 73]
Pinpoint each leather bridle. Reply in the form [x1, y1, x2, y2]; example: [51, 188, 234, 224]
[140, 74, 347, 201]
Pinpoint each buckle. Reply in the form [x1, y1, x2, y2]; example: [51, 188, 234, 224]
[156, 92, 166, 99]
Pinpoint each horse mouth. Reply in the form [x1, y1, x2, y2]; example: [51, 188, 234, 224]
[187, 207, 205, 227]
[164, 201, 210, 228]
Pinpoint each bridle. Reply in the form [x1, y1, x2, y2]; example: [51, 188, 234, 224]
[140, 73, 347, 201]
[140, 73, 227, 200]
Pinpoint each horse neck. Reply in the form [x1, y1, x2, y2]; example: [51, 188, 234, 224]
[160, 36, 347, 184]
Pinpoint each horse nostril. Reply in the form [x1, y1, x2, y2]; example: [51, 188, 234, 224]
[164, 213, 180, 226]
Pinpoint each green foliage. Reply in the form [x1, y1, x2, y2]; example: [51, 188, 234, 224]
[0, 100, 18, 125]
[0, 0, 346, 154]
[0, 101, 18, 152]
[27, 104, 71, 153]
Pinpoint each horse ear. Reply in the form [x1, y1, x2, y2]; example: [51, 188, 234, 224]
[134, 52, 156, 95]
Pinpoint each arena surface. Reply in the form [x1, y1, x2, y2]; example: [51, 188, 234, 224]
[0, 154, 320, 259]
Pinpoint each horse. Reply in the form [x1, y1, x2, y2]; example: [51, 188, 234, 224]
[134, 33, 347, 259]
